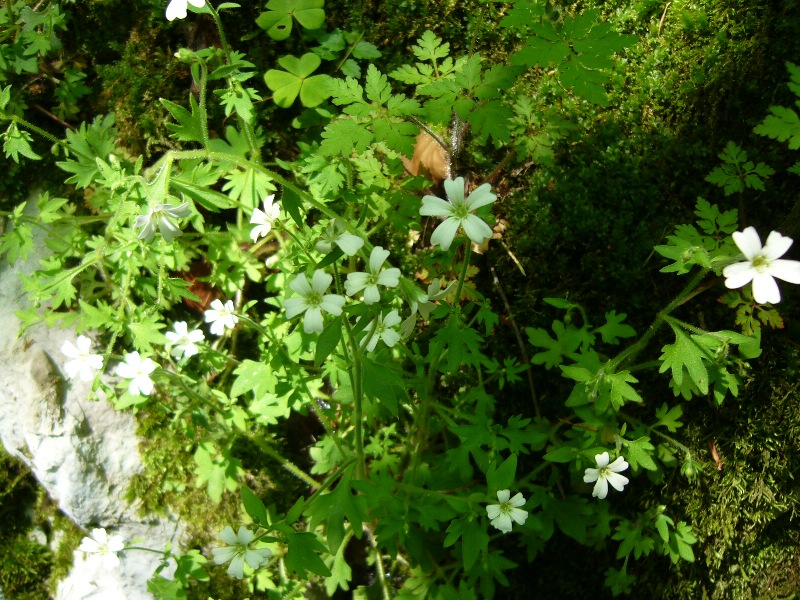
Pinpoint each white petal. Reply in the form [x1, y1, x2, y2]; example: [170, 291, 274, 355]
[606, 471, 630, 492]
[443, 177, 466, 204]
[607, 456, 629, 473]
[592, 477, 609, 499]
[289, 274, 312, 297]
[188, 0, 206, 7]
[363, 285, 381, 305]
[166, 0, 187, 21]
[486, 504, 502, 519]
[383, 310, 402, 327]
[594, 452, 610, 468]
[461, 214, 493, 244]
[583, 468, 599, 484]
[509, 507, 528, 525]
[284, 297, 309, 319]
[495, 489, 510, 503]
[320, 294, 345, 315]
[762, 230, 793, 261]
[420, 195, 455, 217]
[369, 246, 390, 273]
[336, 234, 364, 256]
[722, 261, 756, 288]
[751, 273, 781, 304]
[465, 183, 496, 210]
[303, 307, 325, 333]
[508, 492, 526, 508]
[492, 513, 513, 533]
[345, 272, 370, 296]
[218, 526, 238, 545]
[310, 270, 333, 293]
[430, 218, 461, 251]
[377, 267, 400, 288]
[381, 330, 401, 347]
[768, 259, 800, 284]
[212, 547, 238, 565]
[732, 227, 763, 260]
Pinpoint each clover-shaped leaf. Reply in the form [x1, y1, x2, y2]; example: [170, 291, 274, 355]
[256, 0, 325, 41]
[265, 53, 330, 107]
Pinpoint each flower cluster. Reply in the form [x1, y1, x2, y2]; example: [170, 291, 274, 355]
[117, 351, 158, 396]
[211, 526, 272, 579]
[78, 528, 125, 570]
[135, 202, 192, 243]
[250, 194, 280, 242]
[205, 299, 238, 336]
[316, 219, 364, 256]
[61, 335, 104, 382]
[420, 177, 496, 251]
[723, 227, 800, 304]
[583, 452, 629, 499]
[284, 270, 345, 334]
[486, 489, 528, 533]
[345, 246, 400, 305]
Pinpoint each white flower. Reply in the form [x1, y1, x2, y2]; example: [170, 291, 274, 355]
[61, 335, 104, 381]
[316, 219, 364, 256]
[165, 321, 205, 359]
[135, 202, 192, 243]
[211, 526, 272, 579]
[344, 246, 401, 304]
[583, 452, 630, 499]
[284, 270, 345, 334]
[420, 177, 496, 251]
[722, 226, 800, 304]
[116, 352, 158, 396]
[166, 0, 206, 21]
[364, 310, 402, 352]
[204, 299, 239, 336]
[250, 194, 280, 242]
[486, 489, 528, 533]
[78, 528, 125, 570]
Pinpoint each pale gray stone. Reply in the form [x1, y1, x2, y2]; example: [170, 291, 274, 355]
[0, 200, 183, 599]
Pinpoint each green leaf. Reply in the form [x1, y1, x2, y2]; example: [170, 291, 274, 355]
[3, 122, 41, 162]
[256, 0, 325, 40]
[595, 310, 636, 344]
[755, 104, 800, 149]
[161, 96, 205, 144]
[230, 359, 277, 399]
[128, 314, 167, 355]
[543, 445, 579, 463]
[241, 486, 269, 526]
[526, 320, 583, 369]
[315, 315, 342, 366]
[284, 531, 332, 578]
[325, 542, 353, 596]
[622, 436, 657, 471]
[264, 53, 330, 108]
[659, 323, 709, 395]
[306, 466, 365, 552]
[487, 454, 518, 491]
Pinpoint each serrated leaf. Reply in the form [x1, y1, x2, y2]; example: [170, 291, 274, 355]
[754, 105, 800, 149]
[241, 486, 269, 526]
[659, 324, 709, 394]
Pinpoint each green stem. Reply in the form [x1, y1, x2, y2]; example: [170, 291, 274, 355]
[247, 437, 322, 489]
[613, 267, 710, 371]
[9, 115, 89, 160]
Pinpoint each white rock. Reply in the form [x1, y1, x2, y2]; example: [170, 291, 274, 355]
[0, 199, 183, 599]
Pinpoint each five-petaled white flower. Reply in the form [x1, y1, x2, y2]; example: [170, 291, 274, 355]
[78, 528, 125, 570]
[486, 489, 528, 533]
[61, 335, 104, 382]
[345, 246, 401, 304]
[420, 177, 496, 251]
[284, 270, 345, 334]
[165, 321, 205, 359]
[583, 452, 630, 499]
[116, 352, 158, 396]
[722, 226, 800, 304]
[211, 526, 272, 579]
[135, 202, 192, 243]
[205, 299, 239, 336]
[250, 194, 280, 242]
[364, 310, 402, 352]
[316, 219, 364, 256]
[166, 0, 206, 21]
